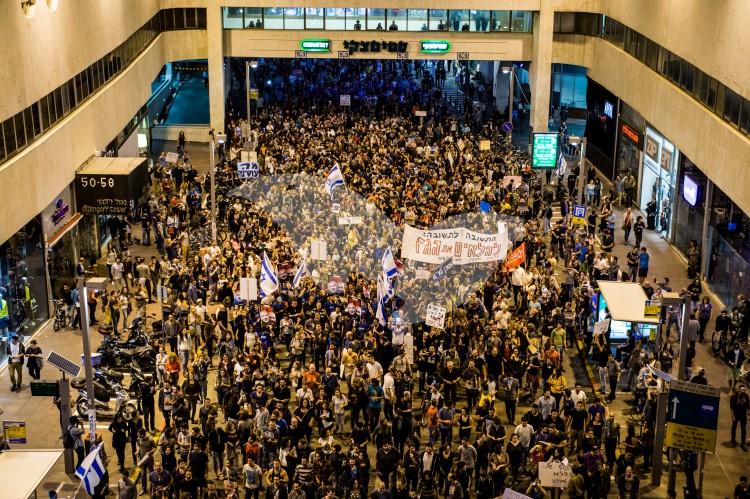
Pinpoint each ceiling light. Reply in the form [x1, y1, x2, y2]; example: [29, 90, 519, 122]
[47, 0, 59, 11]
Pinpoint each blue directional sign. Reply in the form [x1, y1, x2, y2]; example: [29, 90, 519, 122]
[572, 205, 586, 218]
[665, 379, 720, 453]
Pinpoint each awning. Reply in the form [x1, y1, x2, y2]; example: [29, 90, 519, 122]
[0, 449, 63, 499]
[45, 212, 83, 248]
[597, 281, 660, 325]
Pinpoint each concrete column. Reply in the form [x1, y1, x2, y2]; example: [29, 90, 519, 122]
[530, 1, 554, 132]
[207, 6, 225, 133]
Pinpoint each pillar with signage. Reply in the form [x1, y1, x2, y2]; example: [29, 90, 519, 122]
[531, 132, 559, 169]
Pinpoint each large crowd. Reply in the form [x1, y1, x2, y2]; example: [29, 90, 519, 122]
[52, 61, 749, 499]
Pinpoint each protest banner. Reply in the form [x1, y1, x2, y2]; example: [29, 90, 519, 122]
[401, 224, 509, 265]
[504, 242, 526, 270]
[538, 460, 571, 488]
[425, 303, 447, 329]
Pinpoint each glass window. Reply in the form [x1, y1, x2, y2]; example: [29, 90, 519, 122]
[29, 102, 41, 136]
[283, 8, 304, 29]
[3, 117, 17, 157]
[0, 124, 5, 162]
[491, 11, 510, 31]
[23, 108, 35, 142]
[263, 8, 283, 29]
[367, 9, 386, 30]
[164, 8, 174, 30]
[305, 8, 324, 29]
[66, 78, 77, 109]
[644, 39, 659, 70]
[740, 99, 750, 134]
[723, 87, 741, 126]
[185, 7, 196, 28]
[325, 8, 346, 30]
[428, 10, 447, 31]
[40, 95, 50, 130]
[470, 10, 490, 32]
[174, 8, 185, 29]
[680, 60, 695, 93]
[346, 8, 365, 30]
[14, 112, 26, 149]
[511, 11, 532, 32]
[407, 9, 428, 31]
[449, 10, 469, 32]
[244, 8, 263, 28]
[386, 9, 406, 31]
[715, 83, 726, 117]
[48, 90, 59, 123]
[197, 7, 207, 28]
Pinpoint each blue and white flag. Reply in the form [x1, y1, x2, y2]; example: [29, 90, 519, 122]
[260, 252, 279, 298]
[325, 164, 345, 198]
[376, 271, 389, 326]
[381, 246, 398, 279]
[556, 151, 568, 177]
[292, 259, 308, 289]
[75, 442, 106, 496]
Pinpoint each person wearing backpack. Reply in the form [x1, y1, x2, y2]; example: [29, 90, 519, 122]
[65, 416, 85, 467]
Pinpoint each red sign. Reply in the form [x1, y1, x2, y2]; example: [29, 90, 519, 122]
[621, 123, 641, 146]
[504, 243, 526, 271]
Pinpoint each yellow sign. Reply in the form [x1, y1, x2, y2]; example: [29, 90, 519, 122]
[571, 216, 586, 226]
[2, 420, 27, 444]
[644, 304, 660, 317]
[248, 89, 259, 100]
[665, 422, 716, 453]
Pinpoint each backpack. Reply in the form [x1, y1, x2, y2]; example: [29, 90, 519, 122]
[63, 427, 75, 449]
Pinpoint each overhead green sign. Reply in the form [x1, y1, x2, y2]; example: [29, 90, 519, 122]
[532, 132, 559, 169]
[420, 40, 451, 54]
[300, 39, 331, 52]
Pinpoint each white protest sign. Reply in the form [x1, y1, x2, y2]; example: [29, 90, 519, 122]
[414, 110, 427, 117]
[594, 318, 611, 337]
[310, 239, 328, 261]
[340, 94, 351, 107]
[401, 224, 509, 265]
[425, 303, 447, 329]
[457, 138, 465, 151]
[479, 139, 491, 151]
[240, 150, 258, 163]
[239, 277, 258, 301]
[538, 460, 571, 488]
[237, 161, 260, 179]
[502, 488, 532, 499]
[338, 216, 363, 226]
[165, 152, 179, 163]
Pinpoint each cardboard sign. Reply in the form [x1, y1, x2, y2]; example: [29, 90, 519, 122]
[310, 239, 328, 261]
[593, 318, 610, 337]
[239, 277, 258, 301]
[479, 140, 491, 151]
[165, 152, 179, 163]
[502, 489, 532, 499]
[237, 162, 260, 179]
[538, 460, 571, 488]
[457, 138, 465, 151]
[340, 94, 351, 107]
[338, 216, 364, 226]
[425, 303, 447, 329]
[414, 110, 427, 117]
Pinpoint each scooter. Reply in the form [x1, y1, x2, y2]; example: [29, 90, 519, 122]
[72, 378, 138, 421]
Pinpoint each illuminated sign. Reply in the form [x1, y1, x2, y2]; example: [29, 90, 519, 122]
[420, 40, 451, 53]
[343, 40, 407, 54]
[300, 39, 331, 52]
[531, 132, 559, 169]
[603, 100, 614, 119]
[621, 123, 641, 146]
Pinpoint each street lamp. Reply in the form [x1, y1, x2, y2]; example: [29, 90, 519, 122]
[77, 275, 108, 444]
[209, 131, 226, 246]
[246, 60, 259, 120]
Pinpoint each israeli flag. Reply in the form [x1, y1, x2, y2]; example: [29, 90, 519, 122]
[381, 246, 398, 279]
[325, 163, 345, 198]
[260, 252, 279, 298]
[376, 271, 389, 326]
[293, 259, 308, 289]
[556, 151, 568, 177]
[75, 442, 106, 496]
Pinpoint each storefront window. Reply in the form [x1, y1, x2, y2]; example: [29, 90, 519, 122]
[428, 10, 448, 31]
[639, 126, 679, 240]
[0, 216, 49, 363]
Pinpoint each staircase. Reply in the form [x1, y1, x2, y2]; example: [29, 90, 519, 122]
[442, 87, 465, 115]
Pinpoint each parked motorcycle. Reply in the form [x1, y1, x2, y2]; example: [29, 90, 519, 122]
[72, 378, 138, 420]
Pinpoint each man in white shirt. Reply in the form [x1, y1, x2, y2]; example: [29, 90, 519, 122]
[366, 355, 384, 382]
[111, 258, 126, 290]
[383, 368, 396, 418]
[570, 383, 587, 407]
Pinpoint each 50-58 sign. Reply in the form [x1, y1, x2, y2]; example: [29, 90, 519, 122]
[79, 176, 115, 189]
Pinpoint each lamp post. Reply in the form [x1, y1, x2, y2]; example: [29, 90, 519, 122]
[501, 64, 514, 142]
[77, 275, 108, 444]
[246, 60, 258, 121]
[209, 131, 226, 246]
